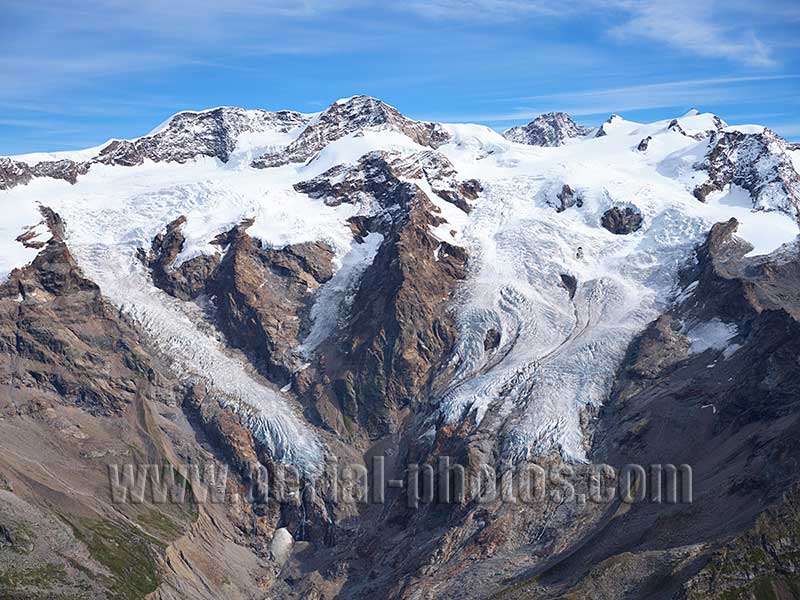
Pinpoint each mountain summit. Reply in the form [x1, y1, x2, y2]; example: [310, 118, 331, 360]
[503, 111, 591, 146]
[253, 95, 449, 167]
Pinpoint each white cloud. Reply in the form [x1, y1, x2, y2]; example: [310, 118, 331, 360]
[608, 0, 776, 67]
[399, 0, 781, 67]
[401, 0, 571, 19]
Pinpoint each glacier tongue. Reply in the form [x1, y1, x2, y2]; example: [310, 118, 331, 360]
[76, 243, 325, 475]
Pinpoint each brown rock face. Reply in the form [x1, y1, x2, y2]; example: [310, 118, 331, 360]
[333, 189, 467, 435]
[295, 150, 481, 214]
[291, 149, 472, 437]
[517, 219, 800, 600]
[0, 208, 287, 600]
[1, 209, 158, 415]
[142, 216, 336, 384]
[209, 228, 335, 382]
[613, 314, 689, 402]
[444, 219, 800, 600]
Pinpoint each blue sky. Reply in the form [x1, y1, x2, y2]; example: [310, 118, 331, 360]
[1, 0, 799, 154]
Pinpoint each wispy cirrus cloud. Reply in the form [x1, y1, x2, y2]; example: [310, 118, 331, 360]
[607, 0, 775, 67]
[401, 0, 574, 19]
[401, 0, 783, 68]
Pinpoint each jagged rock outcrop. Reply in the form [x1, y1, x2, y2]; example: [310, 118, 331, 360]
[333, 189, 467, 435]
[601, 205, 643, 234]
[0, 157, 32, 190]
[5, 100, 800, 600]
[693, 128, 800, 218]
[253, 96, 450, 168]
[503, 112, 590, 146]
[143, 216, 335, 383]
[545, 220, 800, 599]
[30, 159, 90, 184]
[0, 209, 314, 599]
[139, 215, 222, 300]
[1, 208, 159, 414]
[554, 183, 582, 212]
[295, 149, 480, 213]
[293, 151, 469, 436]
[483, 220, 800, 600]
[668, 118, 687, 136]
[1, 157, 92, 189]
[637, 136, 652, 151]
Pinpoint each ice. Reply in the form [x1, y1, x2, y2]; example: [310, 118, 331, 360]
[673, 111, 725, 137]
[8, 143, 110, 164]
[686, 319, 739, 354]
[432, 117, 798, 461]
[705, 185, 799, 256]
[0, 120, 447, 473]
[300, 232, 384, 354]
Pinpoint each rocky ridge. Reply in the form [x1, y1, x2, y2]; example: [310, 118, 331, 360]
[0, 107, 309, 190]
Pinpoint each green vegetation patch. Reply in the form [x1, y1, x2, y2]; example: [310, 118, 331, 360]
[67, 516, 161, 600]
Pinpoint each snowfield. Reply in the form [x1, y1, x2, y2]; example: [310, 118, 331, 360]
[2, 102, 798, 470]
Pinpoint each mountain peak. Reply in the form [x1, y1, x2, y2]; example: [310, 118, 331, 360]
[252, 96, 449, 168]
[503, 111, 590, 147]
[593, 113, 630, 137]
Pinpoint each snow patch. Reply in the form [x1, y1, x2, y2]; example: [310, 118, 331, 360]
[0, 201, 47, 281]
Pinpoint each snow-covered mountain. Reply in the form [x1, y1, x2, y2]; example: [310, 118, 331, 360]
[2, 97, 800, 599]
[3, 99, 799, 463]
[503, 111, 591, 146]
